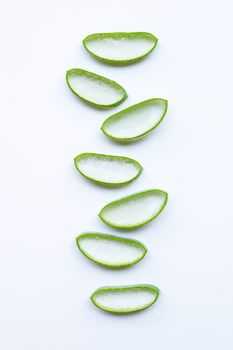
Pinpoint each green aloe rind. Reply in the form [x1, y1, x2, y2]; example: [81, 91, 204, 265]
[91, 284, 160, 313]
[83, 32, 158, 64]
[99, 189, 168, 229]
[73, 152, 143, 186]
[76, 232, 147, 268]
[66, 68, 127, 108]
[101, 98, 168, 141]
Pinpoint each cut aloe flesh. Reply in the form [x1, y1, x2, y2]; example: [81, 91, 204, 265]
[83, 32, 158, 64]
[66, 68, 127, 108]
[76, 232, 147, 268]
[91, 284, 160, 313]
[101, 98, 168, 141]
[99, 189, 168, 229]
[74, 153, 142, 186]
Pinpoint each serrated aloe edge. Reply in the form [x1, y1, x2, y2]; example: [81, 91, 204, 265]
[66, 68, 127, 108]
[91, 284, 160, 314]
[99, 189, 168, 229]
[83, 32, 158, 64]
[101, 98, 168, 141]
[74, 152, 143, 186]
[76, 232, 147, 268]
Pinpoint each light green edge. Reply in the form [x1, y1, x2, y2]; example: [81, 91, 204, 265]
[101, 98, 168, 141]
[91, 284, 160, 314]
[66, 68, 127, 109]
[76, 232, 148, 268]
[83, 32, 158, 64]
[73, 152, 143, 186]
[98, 189, 168, 229]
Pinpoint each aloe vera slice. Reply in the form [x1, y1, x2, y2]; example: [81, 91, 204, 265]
[91, 284, 160, 313]
[83, 32, 158, 64]
[74, 152, 142, 186]
[76, 232, 147, 268]
[66, 68, 127, 108]
[101, 98, 168, 141]
[99, 189, 168, 229]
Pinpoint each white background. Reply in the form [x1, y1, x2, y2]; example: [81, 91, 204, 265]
[0, 0, 233, 349]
